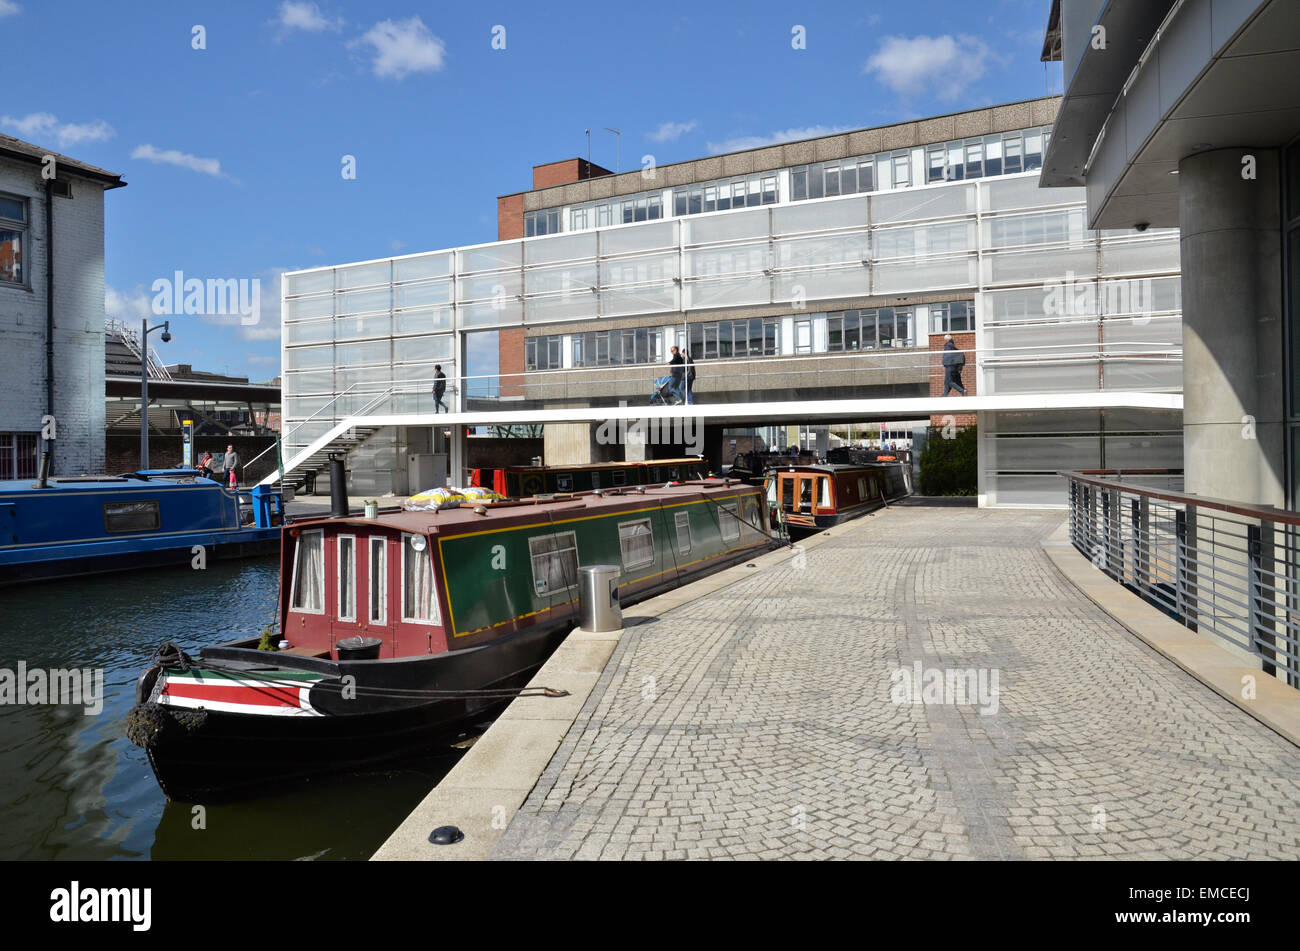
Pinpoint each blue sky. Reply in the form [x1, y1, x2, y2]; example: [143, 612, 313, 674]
[0, 0, 1059, 381]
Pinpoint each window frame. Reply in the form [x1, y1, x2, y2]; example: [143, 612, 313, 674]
[369, 535, 388, 625]
[617, 517, 655, 570]
[675, 510, 692, 553]
[400, 532, 441, 625]
[718, 500, 741, 543]
[288, 528, 326, 615]
[0, 192, 28, 287]
[337, 533, 357, 622]
[529, 530, 580, 596]
[102, 499, 161, 534]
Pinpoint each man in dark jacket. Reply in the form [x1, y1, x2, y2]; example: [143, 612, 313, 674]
[941, 334, 967, 396]
[668, 347, 685, 404]
[433, 365, 447, 413]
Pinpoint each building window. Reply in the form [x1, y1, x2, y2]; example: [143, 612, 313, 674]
[0, 432, 37, 479]
[0, 194, 27, 285]
[529, 531, 579, 595]
[618, 518, 655, 569]
[525, 208, 561, 237]
[930, 301, 973, 335]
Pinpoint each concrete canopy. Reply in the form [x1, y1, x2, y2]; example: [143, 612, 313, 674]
[1045, 0, 1300, 230]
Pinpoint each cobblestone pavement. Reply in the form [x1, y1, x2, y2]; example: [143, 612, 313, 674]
[490, 504, 1300, 860]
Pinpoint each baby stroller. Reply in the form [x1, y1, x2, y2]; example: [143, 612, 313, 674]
[650, 375, 679, 406]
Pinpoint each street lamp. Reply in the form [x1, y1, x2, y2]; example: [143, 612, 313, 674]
[140, 318, 171, 470]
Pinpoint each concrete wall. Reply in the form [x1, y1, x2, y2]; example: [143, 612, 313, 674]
[0, 155, 109, 477]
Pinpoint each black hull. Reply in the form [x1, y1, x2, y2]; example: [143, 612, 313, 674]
[129, 620, 572, 802]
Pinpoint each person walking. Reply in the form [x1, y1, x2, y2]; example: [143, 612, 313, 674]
[433, 365, 448, 413]
[223, 444, 240, 488]
[684, 350, 696, 405]
[668, 346, 685, 404]
[942, 334, 967, 396]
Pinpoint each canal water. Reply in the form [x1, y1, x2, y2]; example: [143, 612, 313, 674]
[0, 558, 464, 860]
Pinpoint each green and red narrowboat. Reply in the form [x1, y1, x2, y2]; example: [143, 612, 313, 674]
[127, 475, 773, 801]
[765, 463, 911, 535]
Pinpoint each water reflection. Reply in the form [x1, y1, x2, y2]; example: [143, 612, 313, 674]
[0, 558, 458, 860]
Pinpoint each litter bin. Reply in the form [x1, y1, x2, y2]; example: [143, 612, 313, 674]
[578, 565, 622, 632]
[302, 469, 317, 495]
[336, 636, 382, 660]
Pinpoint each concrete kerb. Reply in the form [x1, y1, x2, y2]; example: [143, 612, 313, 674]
[1041, 519, 1300, 749]
[369, 514, 868, 861]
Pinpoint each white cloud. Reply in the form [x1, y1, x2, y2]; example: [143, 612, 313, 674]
[0, 1, 20, 18]
[275, 1, 342, 33]
[131, 144, 231, 180]
[0, 113, 115, 149]
[354, 17, 446, 80]
[648, 120, 697, 143]
[105, 284, 154, 323]
[863, 34, 994, 101]
[706, 125, 854, 155]
[389, 239, 406, 253]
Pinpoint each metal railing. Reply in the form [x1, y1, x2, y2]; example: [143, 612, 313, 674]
[1063, 469, 1300, 687]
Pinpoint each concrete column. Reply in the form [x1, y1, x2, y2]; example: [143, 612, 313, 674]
[448, 424, 467, 489]
[1178, 148, 1284, 506]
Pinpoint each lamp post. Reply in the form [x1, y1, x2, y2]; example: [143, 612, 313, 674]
[139, 318, 171, 470]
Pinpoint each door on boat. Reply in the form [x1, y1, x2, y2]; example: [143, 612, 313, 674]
[330, 533, 362, 649]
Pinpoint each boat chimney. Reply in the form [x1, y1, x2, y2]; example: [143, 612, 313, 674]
[32, 450, 51, 489]
[328, 452, 349, 518]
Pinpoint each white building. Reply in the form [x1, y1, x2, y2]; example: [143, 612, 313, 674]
[0, 134, 125, 477]
[278, 97, 1184, 505]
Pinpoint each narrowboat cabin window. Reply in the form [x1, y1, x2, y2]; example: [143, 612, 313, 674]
[819, 478, 832, 508]
[858, 477, 868, 498]
[618, 519, 655, 569]
[401, 533, 440, 624]
[369, 536, 387, 624]
[290, 530, 325, 613]
[557, 474, 573, 492]
[530, 531, 579, 595]
[338, 535, 356, 621]
[591, 471, 601, 489]
[719, 501, 741, 542]
[103, 500, 160, 533]
[675, 510, 692, 553]
[612, 470, 627, 487]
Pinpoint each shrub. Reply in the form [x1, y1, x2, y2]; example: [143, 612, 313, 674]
[919, 425, 977, 496]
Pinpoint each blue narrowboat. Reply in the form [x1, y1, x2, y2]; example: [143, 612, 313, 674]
[0, 466, 285, 585]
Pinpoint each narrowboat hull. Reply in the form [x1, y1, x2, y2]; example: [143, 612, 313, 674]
[127, 620, 570, 802]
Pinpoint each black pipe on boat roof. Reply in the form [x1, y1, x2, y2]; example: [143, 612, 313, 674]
[328, 453, 348, 518]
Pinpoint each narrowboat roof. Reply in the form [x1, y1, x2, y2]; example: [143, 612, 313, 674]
[0, 471, 219, 493]
[289, 479, 755, 537]
[769, 463, 902, 475]
[500, 457, 705, 473]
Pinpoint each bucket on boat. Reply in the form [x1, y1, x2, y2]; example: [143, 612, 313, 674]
[336, 636, 383, 660]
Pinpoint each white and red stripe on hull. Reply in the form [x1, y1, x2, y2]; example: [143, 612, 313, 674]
[158, 671, 325, 717]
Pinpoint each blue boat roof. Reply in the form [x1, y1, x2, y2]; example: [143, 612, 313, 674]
[0, 471, 219, 493]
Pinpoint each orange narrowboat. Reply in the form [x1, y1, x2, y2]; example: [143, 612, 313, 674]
[766, 463, 910, 535]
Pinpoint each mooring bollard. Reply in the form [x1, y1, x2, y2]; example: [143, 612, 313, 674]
[579, 564, 622, 632]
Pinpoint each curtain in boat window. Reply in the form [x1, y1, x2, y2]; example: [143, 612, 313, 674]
[292, 531, 324, 611]
[403, 534, 440, 623]
[338, 536, 356, 620]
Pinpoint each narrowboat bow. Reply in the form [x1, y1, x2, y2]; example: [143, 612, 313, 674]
[766, 462, 911, 535]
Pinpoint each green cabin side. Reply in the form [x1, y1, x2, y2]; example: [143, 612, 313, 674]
[437, 489, 766, 640]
